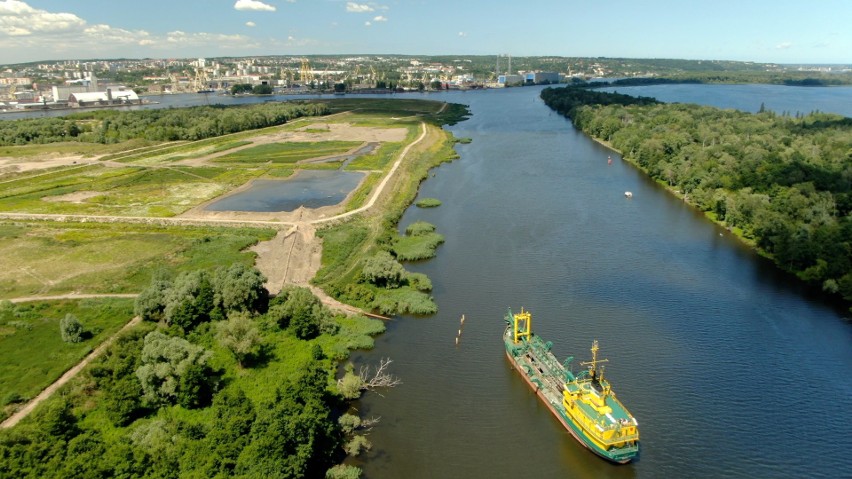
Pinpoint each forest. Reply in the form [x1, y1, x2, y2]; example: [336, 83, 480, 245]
[541, 86, 852, 307]
[0, 102, 329, 146]
[0, 264, 385, 478]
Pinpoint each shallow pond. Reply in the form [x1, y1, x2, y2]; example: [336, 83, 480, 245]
[204, 169, 365, 212]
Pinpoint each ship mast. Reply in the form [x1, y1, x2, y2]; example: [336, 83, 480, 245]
[580, 340, 612, 398]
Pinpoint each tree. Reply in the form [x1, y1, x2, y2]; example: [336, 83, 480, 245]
[216, 312, 263, 367]
[268, 286, 326, 339]
[212, 263, 269, 316]
[39, 399, 79, 441]
[361, 251, 405, 288]
[164, 270, 214, 332]
[235, 362, 340, 478]
[60, 313, 84, 343]
[134, 273, 172, 321]
[135, 331, 213, 407]
[337, 358, 400, 399]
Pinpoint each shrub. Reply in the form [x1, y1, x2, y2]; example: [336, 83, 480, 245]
[60, 313, 84, 343]
[343, 435, 372, 456]
[415, 198, 442, 208]
[326, 464, 362, 479]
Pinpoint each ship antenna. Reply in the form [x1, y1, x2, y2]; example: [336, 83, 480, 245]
[580, 340, 608, 379]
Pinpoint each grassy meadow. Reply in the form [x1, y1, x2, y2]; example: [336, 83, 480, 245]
[212, 140, 362, 164]
[0, 222, 274, 299]
[0, 298, 135, 419]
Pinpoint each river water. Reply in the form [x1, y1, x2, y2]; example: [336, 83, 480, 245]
[6, 83, 852, 477]
[349, 85, 852, 478]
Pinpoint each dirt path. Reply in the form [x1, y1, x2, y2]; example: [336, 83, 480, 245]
[251, 122, 428, 303]
[8, 293, 139, 304]
[0, 315, 142, 429]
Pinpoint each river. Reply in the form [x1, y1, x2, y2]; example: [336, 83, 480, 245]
[348, 85, 852, 478]
[6, 83, 852, 477]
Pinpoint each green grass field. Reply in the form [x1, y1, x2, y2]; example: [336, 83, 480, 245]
[0, 222, 274, 299]
[213, 141, 362, 164]
[0, 164, 266, 216]
[0, 298, 135, 417]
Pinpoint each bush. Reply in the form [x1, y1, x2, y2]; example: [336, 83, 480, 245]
[216, 312, 263, 367]
[60, 313, 84, 343]
[343, 435, 372, 456]
[405, 221, 436, 236]
[326, 464, 362, 479]
[337, 367, 363, 400]
[415, 198, 442, 208]
[338, 413, 361, 434]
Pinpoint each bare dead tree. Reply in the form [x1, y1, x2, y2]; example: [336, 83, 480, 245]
[358, 357, 401, 396]
[359, 416, 381, 431]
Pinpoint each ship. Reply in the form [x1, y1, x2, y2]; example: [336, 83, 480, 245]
[503, 308, 640, 463]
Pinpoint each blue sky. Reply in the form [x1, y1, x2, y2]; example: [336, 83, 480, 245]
[1, 0, 850, 65]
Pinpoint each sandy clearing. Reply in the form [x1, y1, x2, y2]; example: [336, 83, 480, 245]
[42, 191, 104, 203]
[174, 122, 408, 167]
[0, 154, 91, 175]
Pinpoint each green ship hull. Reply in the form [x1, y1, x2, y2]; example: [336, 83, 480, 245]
[503, 308, 639, 464]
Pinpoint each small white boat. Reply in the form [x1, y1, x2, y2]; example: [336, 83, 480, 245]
[624, 191, 633, 198]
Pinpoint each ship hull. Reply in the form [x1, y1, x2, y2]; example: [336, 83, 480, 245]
[504, 349, 633, 464]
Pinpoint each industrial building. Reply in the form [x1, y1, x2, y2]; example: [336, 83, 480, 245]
[525, 72, 559, 84]
[68, 88, 140, 107]
[497, 74, 524, 86]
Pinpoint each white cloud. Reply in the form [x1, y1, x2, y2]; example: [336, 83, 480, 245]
[458, 31, 467, 37]
[246, 21, 256, 27]
[347, 2, 374, 13]
[775, 42, 792, 50]
[0, 0, 295, 62]
[234, 0, 276, 12]
[373, 15, 387, 22]
[364, 21, 372, 26]
[0, 0, 87, 36]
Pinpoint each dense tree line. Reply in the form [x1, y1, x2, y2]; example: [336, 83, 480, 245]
[0, 101, 329, 146]
[542, 86, 852, 306]
[0, 265, 382, 478]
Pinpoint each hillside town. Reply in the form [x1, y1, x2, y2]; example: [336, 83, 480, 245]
[0, 55, 585, 110]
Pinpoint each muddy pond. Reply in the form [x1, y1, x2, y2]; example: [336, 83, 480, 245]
[204, 170, 366, 212]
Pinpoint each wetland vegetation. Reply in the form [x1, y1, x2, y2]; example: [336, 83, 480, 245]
[0, 98, 469, 477]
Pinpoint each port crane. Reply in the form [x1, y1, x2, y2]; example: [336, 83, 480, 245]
[300, 58, 313, 87]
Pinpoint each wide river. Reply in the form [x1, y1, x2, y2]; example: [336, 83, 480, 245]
[347, 85, 852, 479]
[5, 83, 852, 477]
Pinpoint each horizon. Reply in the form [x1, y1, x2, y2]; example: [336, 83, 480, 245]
[2, 0, 851, 65]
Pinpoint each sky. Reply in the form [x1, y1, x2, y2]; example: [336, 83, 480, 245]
[1, 0, 850, 65]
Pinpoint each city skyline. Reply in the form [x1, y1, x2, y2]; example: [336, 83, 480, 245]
[1, 0, 850, 65]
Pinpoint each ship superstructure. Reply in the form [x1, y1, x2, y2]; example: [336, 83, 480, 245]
[503, 308, 639, 463]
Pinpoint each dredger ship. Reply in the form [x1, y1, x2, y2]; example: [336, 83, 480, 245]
[503, 308, 639, 463]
